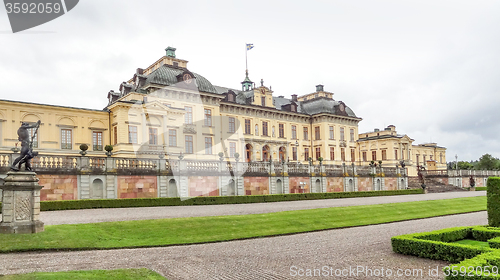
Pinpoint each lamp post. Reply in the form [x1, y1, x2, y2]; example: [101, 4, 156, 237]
[455, 154, 458, 170]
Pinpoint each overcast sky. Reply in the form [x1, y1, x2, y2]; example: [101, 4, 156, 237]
[0, 0, 499, 162]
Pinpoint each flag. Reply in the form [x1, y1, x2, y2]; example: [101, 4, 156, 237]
[246, 44, 254, 50]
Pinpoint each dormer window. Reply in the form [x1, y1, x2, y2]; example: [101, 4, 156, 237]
[227, 90, 236, 102]
[173, 62, 179, 67]
[261, 96, 266, 106]
[291, 104, 296, 112]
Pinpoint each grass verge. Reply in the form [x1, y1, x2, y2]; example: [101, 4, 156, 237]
[453, 239, 490, 248]
[0, 196, 486, 253]
[0, 268, 165, 280]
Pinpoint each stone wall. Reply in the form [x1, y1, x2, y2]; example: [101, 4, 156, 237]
[326, 177, 344, 192]
[244, 177, 269, 195]
[188, 176, 219, 197]
[117, 176, 157, 199]
[384, 178, 397, 191]
[38, 174, 77, 201]
[289, 177, 311, 193]
[357, 178, 372, 192]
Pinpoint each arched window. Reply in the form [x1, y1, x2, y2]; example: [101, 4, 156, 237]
[279, 147, 286, 162]
[168, 179, 178, 197]
[262, 145, 270, 161]
[245, 144, 253, 162]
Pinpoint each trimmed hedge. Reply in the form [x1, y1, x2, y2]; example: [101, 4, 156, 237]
[471, 227, 500, 243]
[445, 251, 500, 280]
[488, 177, 500, 227]
[477, 187, 487, 191]
[392, 226, 500, 279]
[0, 189, 423, 212]
[391, 227, 492, 263]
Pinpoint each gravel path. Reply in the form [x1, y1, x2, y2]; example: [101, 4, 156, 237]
[40, 191, 485, 225]
[0, 211, 488, 279]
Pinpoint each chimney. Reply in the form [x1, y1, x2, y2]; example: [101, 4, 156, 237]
[136, 68, 144, 75]
[291, 94, 298, 102]
[374, 128, 380, 132]
[165, 46, 176, 58]
[316, 84, 324, 92]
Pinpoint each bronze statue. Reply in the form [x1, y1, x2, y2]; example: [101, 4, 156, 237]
[11, 120, 41, 171]
[469, 175, 475, 188]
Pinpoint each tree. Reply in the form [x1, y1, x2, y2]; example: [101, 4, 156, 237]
[448, 161, 474, 170]
[457, 161, 474, 170]
[477, 154, 499, 170]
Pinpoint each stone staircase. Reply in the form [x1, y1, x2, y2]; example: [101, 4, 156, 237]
[407, 177, 468, 193]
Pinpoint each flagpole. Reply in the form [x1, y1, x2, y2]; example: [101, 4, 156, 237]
[245, 43, 248, 73]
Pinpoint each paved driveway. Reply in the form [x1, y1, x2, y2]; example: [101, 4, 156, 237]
[0, 211, 488, 279]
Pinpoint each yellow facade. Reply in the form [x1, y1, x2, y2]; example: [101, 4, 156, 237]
[0, 47, 445, 172]
[0, 100, 109, 156]
[358, 125, 447, 176]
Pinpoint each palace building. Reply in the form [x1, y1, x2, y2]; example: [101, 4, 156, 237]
[0, 47, 445, 178]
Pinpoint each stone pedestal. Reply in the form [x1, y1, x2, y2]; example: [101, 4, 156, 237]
[0, 171, 44, 234]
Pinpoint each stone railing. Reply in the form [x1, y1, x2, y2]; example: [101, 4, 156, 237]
[0, 152, 417, 178]
[324, 164, 344, 176]
[356, 166, 372, 174]
[33, 155, 78, 170]
[243, 162, 269, 174]
[185, 160, 219, 173]
[273, 162, 283, 175]
[0, 154, 11, 168]
[382, 167, 398, 177]
[287, 162, 309, 174]
[115, 158, 157, 170]
[425, 169, 448, 176]
[89, 157, 105, 169]
[448, 169, 500, 177]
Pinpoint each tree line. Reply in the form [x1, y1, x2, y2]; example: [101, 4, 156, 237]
[448, 154, 500, 170]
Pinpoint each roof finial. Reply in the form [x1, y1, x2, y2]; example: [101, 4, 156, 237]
[165, 46, 176, 58]
[260, 79, 264, 87]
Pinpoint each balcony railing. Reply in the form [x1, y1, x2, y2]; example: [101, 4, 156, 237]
[1, 151, 498, 178]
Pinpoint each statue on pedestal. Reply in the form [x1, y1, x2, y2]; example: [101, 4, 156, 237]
[11, 120, 40, 171]
[1, 120, 44, 234]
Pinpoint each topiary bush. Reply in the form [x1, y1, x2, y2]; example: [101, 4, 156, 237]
[392, 227, 492, 263]
[488, 177, 500, 227]
[79, 144, 89, 151]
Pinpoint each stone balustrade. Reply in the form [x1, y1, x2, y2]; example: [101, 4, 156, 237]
[2, 152, 496, 180]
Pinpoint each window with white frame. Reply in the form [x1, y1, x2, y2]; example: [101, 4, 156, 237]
[92, 131, 103, 151]
[61, 129, 72, 149]
[128, 126, 138, 144]
[205, 137, 212, 154]
[169, 129, 177, 147]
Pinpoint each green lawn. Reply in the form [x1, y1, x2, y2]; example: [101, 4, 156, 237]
[0, 268, 165, 279]
[452, 239, 490, 248]
[0, 196, 486, 253]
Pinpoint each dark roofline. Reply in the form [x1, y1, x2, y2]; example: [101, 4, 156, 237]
[358, 134, 402, 141]
[0, 99, 107, 113]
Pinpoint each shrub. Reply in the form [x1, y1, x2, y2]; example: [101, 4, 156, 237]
[445, 251, 500, 280]
[488, 177, 500, 227]
[33, 189, 423, 212]
[104, 145, 113, 152]
[476, 187, 487, 191]
[471, 226, 500, 242]
[392, 227, 492, 263]
[79, 144, 88, 151]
